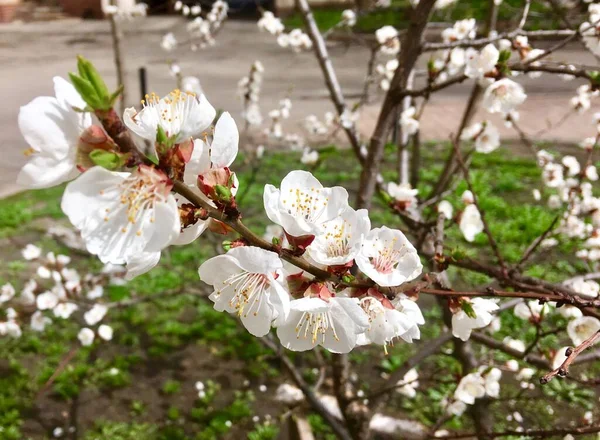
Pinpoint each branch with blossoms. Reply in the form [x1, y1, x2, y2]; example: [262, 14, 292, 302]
[9, 0, 600, 437]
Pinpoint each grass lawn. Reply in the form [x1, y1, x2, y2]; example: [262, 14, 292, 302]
[283, 0, 565, 34]
[0, 141, 598, 439]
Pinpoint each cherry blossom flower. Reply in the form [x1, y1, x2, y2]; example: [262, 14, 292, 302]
[483, 367, 502, 398]
[454, 373, 485, 404]
[31, 311, 52, 332]
[199, 246, 290, 337]
[78, 328, 95, 346]
[552, 346, 570, 369]
[376, 26, 400, 55]
[161, 32, 178, 51]
[451, 298, 499, 341]
[341, 9, 356, 27]
[567, 316, 600, 346]
[101, 0, 147, 18]
[465, 44, 499, 79]
[400, 107, 420, 136]
[37, 291, 60, 311]
[0, 321, 22, 339]
[17, 77, 92, 189]
[438, 200, 454, 219]
[475, 123, 500, 153]
[301, 148, 319, 165]
[355, 226, 422, 287]
[98, 324, 114, 341]
[0, 283, 15, 304]
[459, 204, 484, 242]
[357, 294, 424, 349]
[264, 170, 349, 237]
[22, 244, 42, 260]
[387, 182, 419, 209]
[564, 277, 599, 298]
[84, 304, 108, 326]
[185, 111, 239, 181]
[307, 207, 370, 266]
[504, 337, 526, 352]
[257, 11, 284, 35]
[395, 368, 419, 398]
[276, 295, 368, 353]
[123, 90, 215, 145]
[513, 300, 548, 320]
[482, 78, 527, 115]
[61, 166, 180, 268]
[53, 303, 79, 319]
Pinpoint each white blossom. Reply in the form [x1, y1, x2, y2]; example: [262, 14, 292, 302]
[454, 373, 485, 404]
[61, 166, 180, 271]
[17, 77, 92, 189]
[438, 200, 454, 219]
[482, 79, 527, 115]
[375, 26, 400, 55]
[0, 283, 15, 304]
[264, 170, 349, 237]
[307, 207, 370, 266]
[124, 90, 215, 144]
[53, 302, 78, 319]
[465, 44, 499, 79]
[277, 295, 368, 353]
[452, 298, 499, 341]
[22, 244, 42, 260]
[395, 368, 419, 398]
[460, 204, 484, 242]
[84, 304, 108, 326]
[567, 316, 600, 346]
[355, 226, 423, 287]
[98, 324, 114, 341]
[199, 246, 290, 337]
[31, 311, 52, 332]
[78, 328, 95, 346]
[161, 32, 178, 51]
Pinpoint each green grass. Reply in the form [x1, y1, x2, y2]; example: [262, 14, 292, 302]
[0, 142, 597, 438]
[283, 0, 562, 33]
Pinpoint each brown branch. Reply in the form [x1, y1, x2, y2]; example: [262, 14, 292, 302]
[260, 336, 354, 440]
[356, 0, 437, 210]
[295, 0, 364, 161]
[540, 330, 600, 384]
[516, 215, 559, 269]
[422, 29, 576, 51]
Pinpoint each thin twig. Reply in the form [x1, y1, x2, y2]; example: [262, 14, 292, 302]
[540, 330, 600, 384]
[452, 140, 506, 270]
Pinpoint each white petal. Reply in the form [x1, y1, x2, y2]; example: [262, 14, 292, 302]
[210, 112, 239, 168]
[125, 252, 161, 280]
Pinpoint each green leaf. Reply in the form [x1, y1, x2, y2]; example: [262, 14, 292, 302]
[215, 185, 233, 203]
[68, 73, 101, 109]
[498, 49, 511, 64]
[461, 300, 477, 319]
[89, 149, 126, 170]
[108, 84, 125, 108]
[77, 56, 110, 105]
[156, 125, 168, 144]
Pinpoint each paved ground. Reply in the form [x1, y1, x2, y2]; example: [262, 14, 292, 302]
[1, 17, 598, 197]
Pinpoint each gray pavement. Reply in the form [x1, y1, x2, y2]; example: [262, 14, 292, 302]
[1, 17, 598, 198]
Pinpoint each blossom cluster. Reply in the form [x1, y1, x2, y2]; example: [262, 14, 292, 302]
[162, 0, 228, 52]
[14, 67, 433, 354]
[257, 11, 313, 52]
[238, 61, 265, 127]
